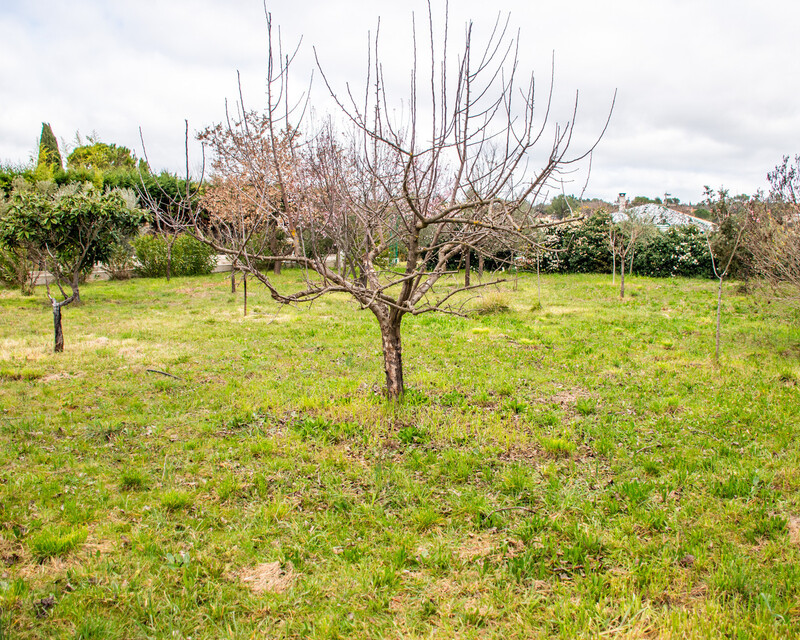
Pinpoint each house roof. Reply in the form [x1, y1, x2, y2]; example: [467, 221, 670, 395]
[612, 203, 714, 231]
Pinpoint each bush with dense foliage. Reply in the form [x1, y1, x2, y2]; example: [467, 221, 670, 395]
[519, 211, 715, 278]
[131, 233, 216, 278]
[632, 226, 713, 278]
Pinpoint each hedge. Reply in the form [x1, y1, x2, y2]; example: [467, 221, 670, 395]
[131, 234, 216, 278]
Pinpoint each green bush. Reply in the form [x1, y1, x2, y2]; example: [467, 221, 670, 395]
[633, 226, 713, 278]
[522, 212, 714, 279]
[0, 245, 38, 294]
[132, 233, 216, 277]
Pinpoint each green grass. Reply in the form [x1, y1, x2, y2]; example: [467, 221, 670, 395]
[0, 271, 799, 638]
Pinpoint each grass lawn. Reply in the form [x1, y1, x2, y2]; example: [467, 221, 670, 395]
[0, 270, 798, 639]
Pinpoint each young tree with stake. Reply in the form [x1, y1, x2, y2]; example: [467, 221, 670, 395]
[0, 185, 144, 352]
[703, 187, 745, 364]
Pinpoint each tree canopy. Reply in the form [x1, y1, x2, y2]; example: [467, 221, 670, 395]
[67, 142, 137, 172]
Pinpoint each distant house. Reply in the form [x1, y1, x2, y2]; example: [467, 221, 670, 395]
[612, 202, 715, 232]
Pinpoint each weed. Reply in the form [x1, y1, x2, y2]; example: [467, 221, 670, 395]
[29, 527, 87, 561]
[398, 425, 428, 445]
[575, 398, 596, 415]
[0, 368, 42, 381]
[540, 436, 575, 458]
[712, 470, 763, 499]
[410, 506, 442, 532]
[439, 390, 466, 407]
[403, 388, 430, 406]
[502, 398, 528, 414]
[533, 410, 559, 427]
[74, 617, 114, 640]
[472, 290, 511, 315]
[748, 512, 788, 542]
[119, 469, 149, 491]
[618, 479, 653, 505]
[159, 490, 193, 511]
[292, 416, 359, 443]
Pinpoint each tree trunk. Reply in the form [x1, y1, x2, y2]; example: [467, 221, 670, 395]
[166, 246, 172, 283]
[380, 318, 404, 400]
[243, 272, 248, 316]
[620, 255, 626, 298]
[478, 254, 484, 278]
[612, 251, 616, 285]
[230, 267, 236, 293]
[536, 251, 541, 304]
[715, 276, 723, 364]
[53, 301, 64, 353]
[270, 232, 282, 275]
[464, 248, 471, 287]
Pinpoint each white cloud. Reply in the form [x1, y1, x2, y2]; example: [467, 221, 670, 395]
[2, 0, 799, 203]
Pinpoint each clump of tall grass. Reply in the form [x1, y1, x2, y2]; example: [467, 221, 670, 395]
[472, 290, 511, 315]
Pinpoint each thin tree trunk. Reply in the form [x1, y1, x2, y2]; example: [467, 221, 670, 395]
[629, 248, 635, 275]
[620, 255, 626, 298]
[380, 318, 404, 400]
[715, 276, 723, 364]
[536, 251, 541, 304]
[230, 266, 236, 293]
[478, 254, 484, 279]
[270, 231, 282, 275]
[243, 272, 248, 316]
[165, 233, 177, 283]
[464, 248, 471, 287]
[166, 245, 172, 282]
[612, 252, 616, 285]
[51, 293, 76, 353]
[53, 301, 64, 353]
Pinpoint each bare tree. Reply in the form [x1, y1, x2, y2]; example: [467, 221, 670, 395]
[746, 156, 800, 303]
[153, 8, 612, 399]
[609, 208, 652, 298]
[703, 187, 745, 364]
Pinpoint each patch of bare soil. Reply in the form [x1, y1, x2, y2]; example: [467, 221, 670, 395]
[0, 537, 26, 568]
[497, 445, 541, 463]
[40, 372, 74, 383]
[457, 532, 526, 563]
[17, 556, 79, 582]
[457, 533, 497, 562]
[238, 561, 295, 594]
[789, 516, 800, 546]
[83, 538, 116, 555]
[535, 385, 593, 417]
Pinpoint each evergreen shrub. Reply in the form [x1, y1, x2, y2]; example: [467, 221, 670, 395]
[132, 234, 216, 278]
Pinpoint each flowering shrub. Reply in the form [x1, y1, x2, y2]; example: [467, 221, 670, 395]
[633, 226, 713, 278]
[519, 212, 714, 279]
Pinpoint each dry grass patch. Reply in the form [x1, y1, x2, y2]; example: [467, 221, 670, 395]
[238, 561, 296, 594]
[789, 516, 800, 546]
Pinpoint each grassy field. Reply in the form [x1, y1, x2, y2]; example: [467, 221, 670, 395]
[0, 270, 798, 639]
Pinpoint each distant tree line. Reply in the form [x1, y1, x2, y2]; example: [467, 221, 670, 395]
[0, 124, 215, 294]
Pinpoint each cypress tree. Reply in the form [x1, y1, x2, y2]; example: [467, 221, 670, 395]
[37, 122, 63, 171]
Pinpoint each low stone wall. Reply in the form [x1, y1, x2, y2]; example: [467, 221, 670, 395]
[31, 255, 235, 285]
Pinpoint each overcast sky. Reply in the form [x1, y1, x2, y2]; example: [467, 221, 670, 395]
[2, 0, 798, 204]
